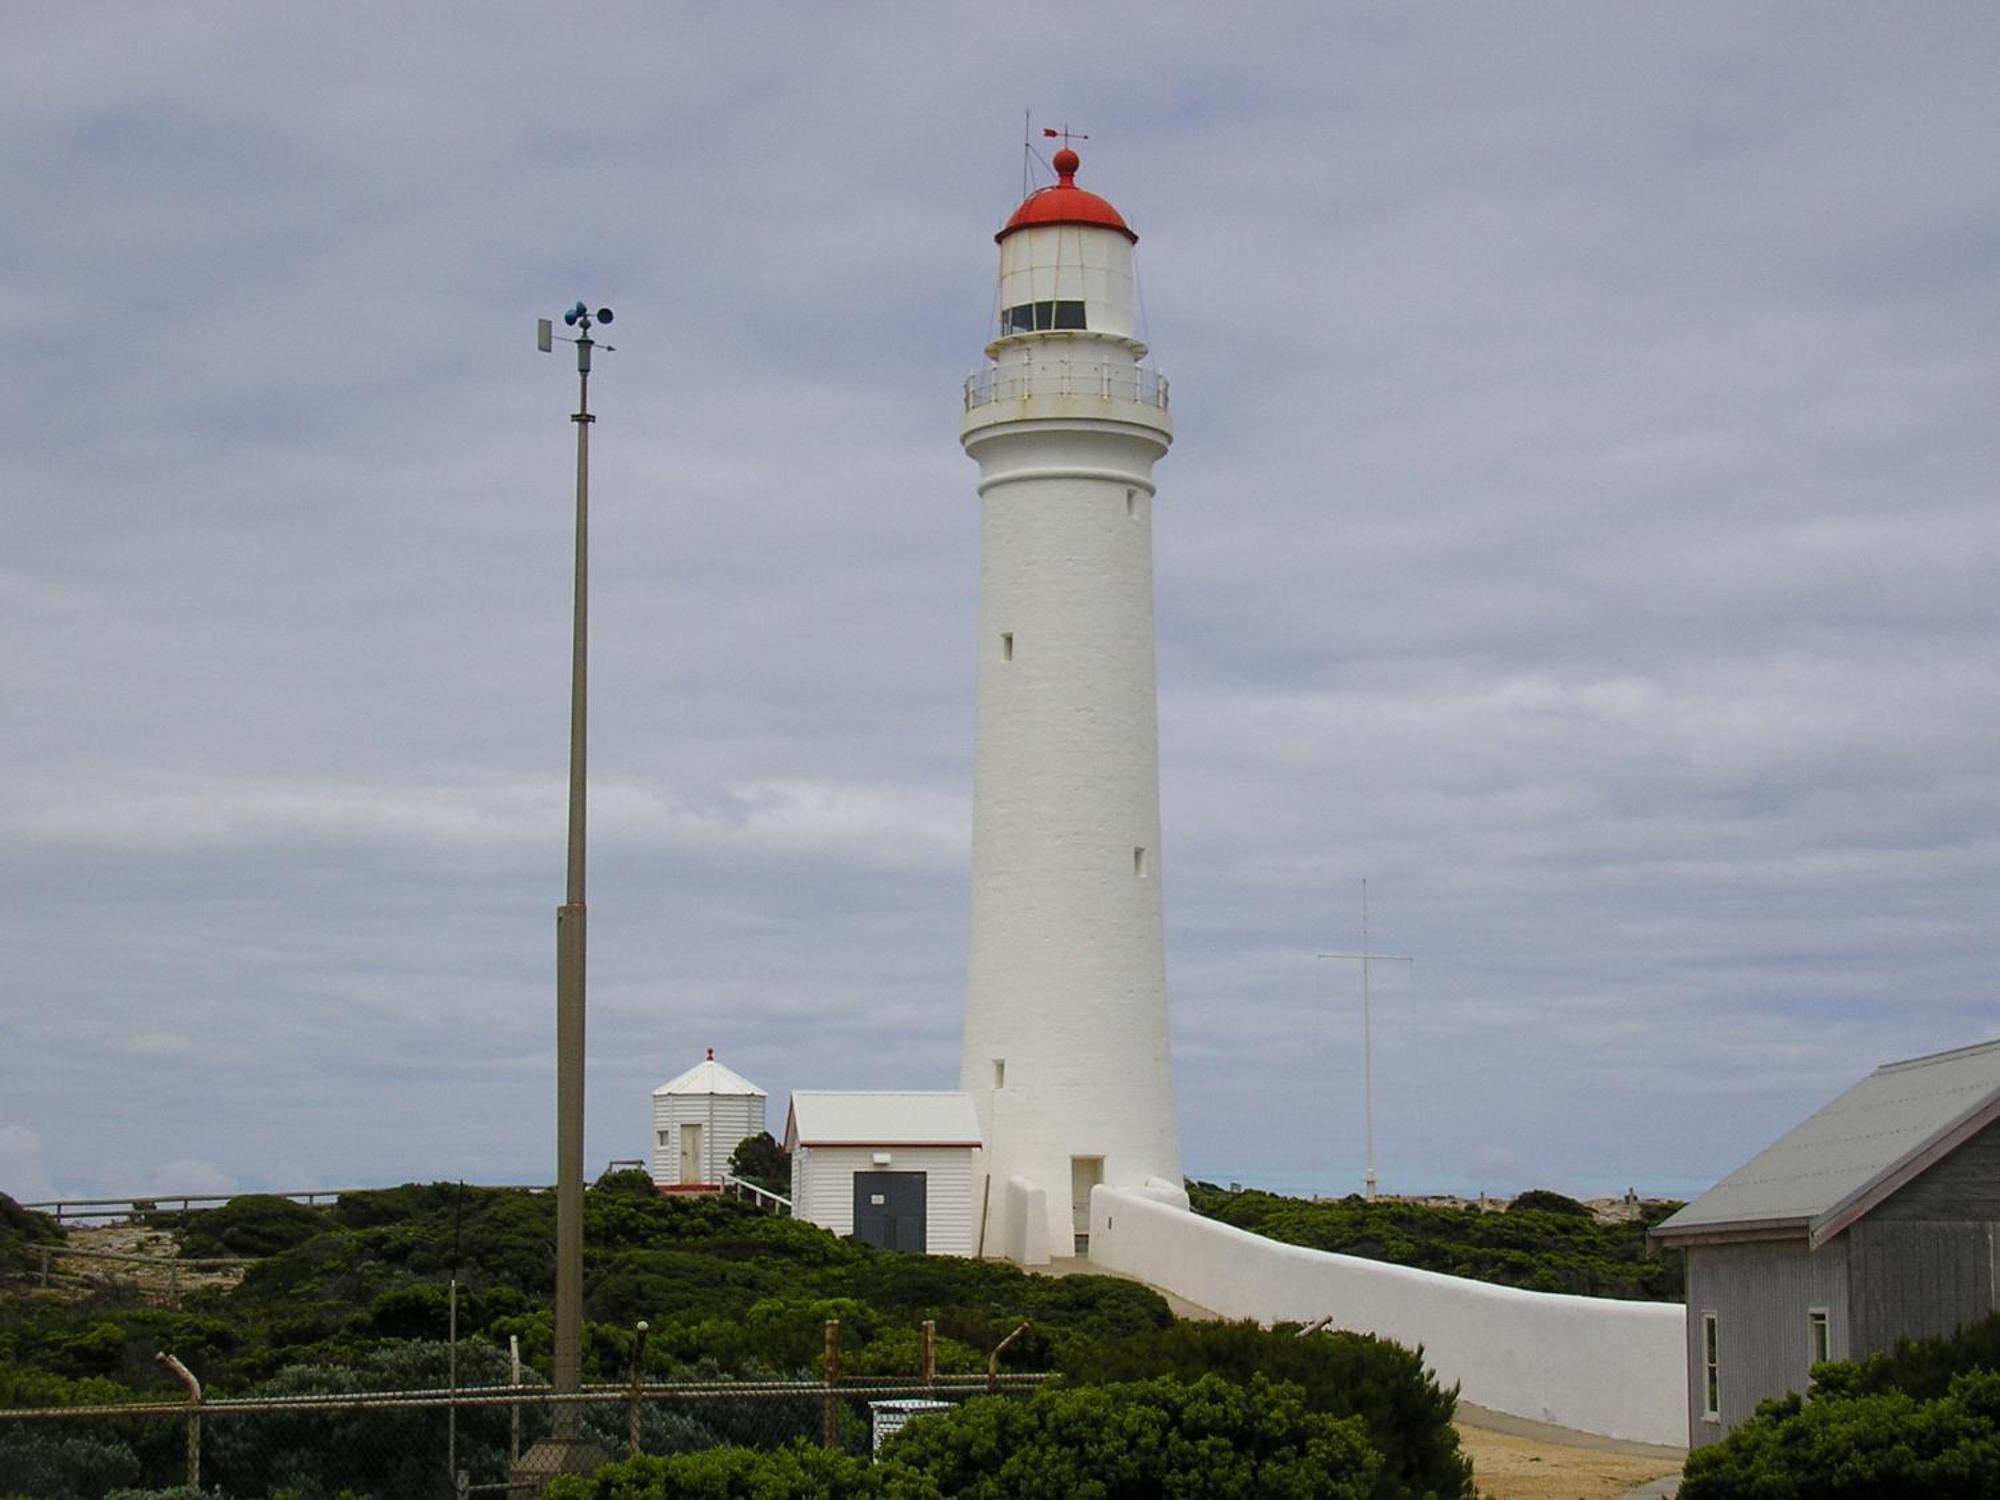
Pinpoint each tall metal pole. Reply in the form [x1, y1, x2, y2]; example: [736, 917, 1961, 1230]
[523, 303, 612, 1481]
[1317, 879, 1412, 1201]
[553, 316, 592, 1427]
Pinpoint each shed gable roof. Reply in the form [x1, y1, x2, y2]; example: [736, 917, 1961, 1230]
[1655, 1038, 2000, 1249]
[784, 1091, 983, 1150]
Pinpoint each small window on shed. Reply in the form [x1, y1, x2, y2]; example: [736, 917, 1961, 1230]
[1702, 1312, 1721, 1421]
[1807, 1308, 1829, 1370]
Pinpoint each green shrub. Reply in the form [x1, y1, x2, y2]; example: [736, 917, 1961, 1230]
[1681, 1367, 2000, 1499]
[0, 1428, 142, 1499]
[545, 1441, 890, 1499]
[882, 1373, 1381, 1499]
[728, 1132, 793, 1196]
[176, 1195, 328, 1258]
[0, 1193, 64, 1281]
[1058, 1319, 1470, 1500]
[1506, 1189, 1590, 1217]
[1818, 1310, 2000, 1401]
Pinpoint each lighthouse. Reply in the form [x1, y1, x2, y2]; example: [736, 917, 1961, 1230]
[959, 147, 1186, 1264]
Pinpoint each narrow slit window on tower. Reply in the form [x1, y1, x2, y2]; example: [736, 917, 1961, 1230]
[1134, 846, 1149, 878]
[1000, 632, 1014, 661]
[1126, 488, 1137, 519]
[993, 1058, 1006, 1088]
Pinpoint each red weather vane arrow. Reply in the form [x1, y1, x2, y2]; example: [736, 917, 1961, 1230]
[1042, 125, 1090, 146]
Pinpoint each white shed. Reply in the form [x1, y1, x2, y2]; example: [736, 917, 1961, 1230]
[784, 1092, 983, 1256]
[650, 1049, 767, 1188]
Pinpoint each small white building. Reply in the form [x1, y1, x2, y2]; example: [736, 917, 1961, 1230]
[784, 1092, 982, 1255]
[650, 1049, 766, 1188]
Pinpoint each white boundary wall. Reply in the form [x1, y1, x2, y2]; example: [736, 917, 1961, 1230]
[1091, 1186, 1686, 1447]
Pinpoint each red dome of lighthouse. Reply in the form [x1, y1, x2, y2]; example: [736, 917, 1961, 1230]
[998, 148, 1137, 244]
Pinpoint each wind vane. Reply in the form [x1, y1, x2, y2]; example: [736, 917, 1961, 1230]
[1022, 116, 1093, 197]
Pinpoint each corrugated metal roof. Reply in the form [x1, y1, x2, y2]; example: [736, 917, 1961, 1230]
[1655, 1038, 2000, 1246]
[785, 1091, 982, 1148]
[652, 1053, 766, 1098]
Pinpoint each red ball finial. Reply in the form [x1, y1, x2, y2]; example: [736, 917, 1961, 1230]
[1053, 147, 1080, 181]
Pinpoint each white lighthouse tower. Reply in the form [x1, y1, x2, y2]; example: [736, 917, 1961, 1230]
[959, 147, 1186, 1264]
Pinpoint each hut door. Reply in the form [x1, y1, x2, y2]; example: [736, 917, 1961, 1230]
[853, 1171, 927, 1252]
[679, 1123, 703, 1183]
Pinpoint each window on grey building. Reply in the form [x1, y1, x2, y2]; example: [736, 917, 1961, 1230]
[1808, 1308, 1830, 1369]
[1702, 1312, 1721, 1421]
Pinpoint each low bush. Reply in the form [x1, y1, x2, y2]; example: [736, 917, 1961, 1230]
[549, 1375, 1384, 1500]
[1059, 1319, 1470, 1500]
[175, 1195, 327, 1259]
[1680, 1367, 2000, 1499]
[0, 1193, 63, 1281]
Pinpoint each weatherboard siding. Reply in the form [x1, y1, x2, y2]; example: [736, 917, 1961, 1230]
[651, 1091, 764, 1186]
[1684, 1238, 1848, 1447]
[1841, 1118, 2000, 1355]
[1868, 1116, 2000, 1222]
[1846, 1219, 1996, 1355]
[791, 1145, 977, 1256]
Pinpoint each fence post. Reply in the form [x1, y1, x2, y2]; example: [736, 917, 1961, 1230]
[821, 1319, 841, 1449]
[628, 1320, 650, 1456]
[921, 1320, 936, 1387]
[509, 1333, 523, 1467]
[156, 1351, 202, 1489]
[988, 1321, 1030, 1395]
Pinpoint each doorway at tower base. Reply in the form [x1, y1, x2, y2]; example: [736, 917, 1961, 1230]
[987, 1174, 1191, 1265]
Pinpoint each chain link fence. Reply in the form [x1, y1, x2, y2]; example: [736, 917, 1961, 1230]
[0, 1372, 1047, 1499]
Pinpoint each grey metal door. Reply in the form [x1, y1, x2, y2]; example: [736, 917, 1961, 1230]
[853, 1171, 927, 1252]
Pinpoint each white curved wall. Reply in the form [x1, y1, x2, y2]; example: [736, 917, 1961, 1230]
[1090, 1186, 1687, 1448]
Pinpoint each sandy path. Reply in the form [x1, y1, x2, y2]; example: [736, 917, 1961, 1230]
[1454, 1408, 1681, 1499]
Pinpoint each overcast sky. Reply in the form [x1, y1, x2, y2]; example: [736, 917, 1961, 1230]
[4, 5, 1997, 1208]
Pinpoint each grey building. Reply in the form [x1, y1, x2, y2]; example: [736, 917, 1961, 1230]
[1654, 1038, 2000, 1446]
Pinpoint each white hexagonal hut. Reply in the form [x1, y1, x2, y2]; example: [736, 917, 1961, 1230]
[650, 1048, 766, 1188]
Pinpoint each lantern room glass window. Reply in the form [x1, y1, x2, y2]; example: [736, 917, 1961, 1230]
[1002, 299, 1087, 333]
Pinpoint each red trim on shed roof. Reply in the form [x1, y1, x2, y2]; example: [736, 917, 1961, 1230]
[794, 1140, 981, 1150]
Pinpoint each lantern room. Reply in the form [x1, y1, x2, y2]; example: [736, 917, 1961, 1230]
[992, 148, 1145, 349]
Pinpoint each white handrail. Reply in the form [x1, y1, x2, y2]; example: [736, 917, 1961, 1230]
[964, 361, 1169, 413]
